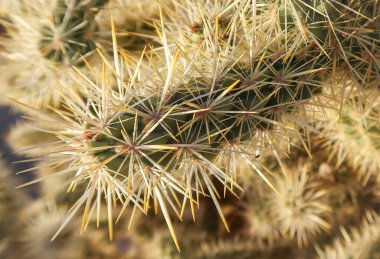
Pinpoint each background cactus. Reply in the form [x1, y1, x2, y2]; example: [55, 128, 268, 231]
[0, 157, 26, 258]
[98, 0, 164, 54]
[320, 89, 380, 178]
[317, 215, 380, 259]
[0, 0, 107, 108]
[0, 0, 379, 258]
[38, 0, 108, 64]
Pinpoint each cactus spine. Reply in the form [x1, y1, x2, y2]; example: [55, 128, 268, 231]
[39, 0, 108, 64]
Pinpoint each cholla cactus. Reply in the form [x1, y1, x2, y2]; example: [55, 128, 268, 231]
[98, 0, 163, 53]
[6, 121, 59, 155]
[320, 160, 380, 227]
[270, 162, 331, 246]
[0, 0, 107, 108]
[17, 198, 151, 259]
[18, 201, 88, 259]
[269, 0, 379, 89]
[316, 214, 380, 259]
[5, 0, 380, 254]
[18, 20, 326, 246]
[38, 0, 108, 63]
[196, 237, 259, 259]
[321, 89, 380, 179]
[242, 184, 281, 248]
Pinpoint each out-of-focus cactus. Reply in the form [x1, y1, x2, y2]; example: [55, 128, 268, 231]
[18, 201, 88, 259]
[270, 162, 331, 246]
[320, 160, 380, 229]
[16, 199, 149, 259]
[0, 0, 107, 108]
[317, 215, 380, 259]
[0, 0, 23, 15]
[0, 157, 26, 258]
[242, 184, 281, 248]
[38, 0, 108, 64]
[321, 89, 380, 179]
[98, 0, 163, 54]
[245, 196, 281, 247]
[243, 160, 331, 248]
[6, 121, 59, 155]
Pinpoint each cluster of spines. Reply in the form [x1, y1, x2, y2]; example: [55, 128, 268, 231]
[0, 0, 112, 108]
[97, 0, 162, 53]
[320, 89, 380, 178]
[39, 0, 108, 64]
[86, 63, 321, 173]
[316, 214, 380, 259]
[273, 0, 379, 85]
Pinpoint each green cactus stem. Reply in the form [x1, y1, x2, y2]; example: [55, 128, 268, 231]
[38, 0, 109, 64]
[86, 57, 322, 174]
[276, 0, 379, 85]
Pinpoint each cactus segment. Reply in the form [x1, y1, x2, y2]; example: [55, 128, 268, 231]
[86, 60, 321, 173]
[38, 0, 109, 64]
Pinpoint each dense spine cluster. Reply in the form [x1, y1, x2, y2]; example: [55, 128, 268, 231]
[86, 63, 320, 172]
[0, 0, 109, 107]
[321, 89, 380, 178]
[39, 0, 108, 64]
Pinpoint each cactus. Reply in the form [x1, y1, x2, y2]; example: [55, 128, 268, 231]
[97, 0, 163, 54]
[267, 0, 379, 88]
[0, 0, 379, 256]
[243, 191, 281, 248]
[270, 162, 331, 247]
[18, 201, 88, 259]
[17, 199, 146, 258]
[0, 0, 107, 108]
[19, 27, 327, 247]
[38, 0, 108, 64]
[316, 215, 380, 259]
[12, 0, 380, 250]
[0, 157, 27, 258]
[320, 89, 380, 178]
[0, 0, 23, 14]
